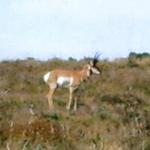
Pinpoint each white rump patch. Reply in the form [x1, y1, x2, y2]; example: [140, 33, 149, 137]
[57, 76, 73, 87]
[43, 72, 51, 83]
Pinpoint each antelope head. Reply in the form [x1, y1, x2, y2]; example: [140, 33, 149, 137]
[89, 52, 101, 75]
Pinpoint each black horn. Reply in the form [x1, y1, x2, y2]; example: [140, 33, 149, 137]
[92, 52, 101, 66]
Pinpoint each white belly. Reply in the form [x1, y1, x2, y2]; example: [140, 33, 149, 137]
[57, 77, 73, 87]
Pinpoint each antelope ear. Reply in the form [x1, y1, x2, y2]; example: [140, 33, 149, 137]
[89, 60, 94, 66]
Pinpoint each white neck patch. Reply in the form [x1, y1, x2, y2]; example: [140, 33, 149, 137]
[91, 67, 100, 74]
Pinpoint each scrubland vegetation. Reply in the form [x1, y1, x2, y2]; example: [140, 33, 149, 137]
[0, 52, 150, 150]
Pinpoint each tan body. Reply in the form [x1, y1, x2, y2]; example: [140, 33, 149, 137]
[48, 69, 90, 86]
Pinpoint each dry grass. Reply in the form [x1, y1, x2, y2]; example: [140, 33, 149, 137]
[0, 56, 150, 150]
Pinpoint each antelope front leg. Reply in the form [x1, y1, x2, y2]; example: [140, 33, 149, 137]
[73, 97, 77, 111]
[66, 87, 74, 110]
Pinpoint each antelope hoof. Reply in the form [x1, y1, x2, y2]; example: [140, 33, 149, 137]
[48, 104, 54, 109]
[73, 106, 77, 111]
[66, 105, 71, 110]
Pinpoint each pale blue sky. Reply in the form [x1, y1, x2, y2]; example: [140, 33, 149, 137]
[0, 0, 150, 60]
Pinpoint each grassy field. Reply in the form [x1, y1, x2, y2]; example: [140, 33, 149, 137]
[0, 55, 150, 150]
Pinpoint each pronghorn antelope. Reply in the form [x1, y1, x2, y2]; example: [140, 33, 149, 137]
[43, 53, 101, 111]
